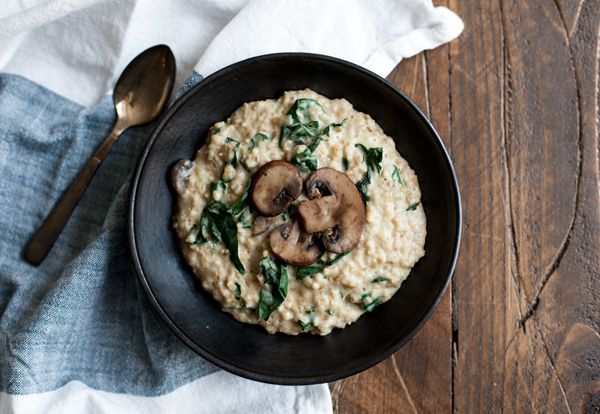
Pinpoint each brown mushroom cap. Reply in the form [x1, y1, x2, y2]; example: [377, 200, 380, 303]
[250, 161, 302, 217]
[269, 220, 323, 266]
[171, 159, 193, 195]
[297, 168, 366, 254]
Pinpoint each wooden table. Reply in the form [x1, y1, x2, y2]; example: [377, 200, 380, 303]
[330, 1, 600, 412]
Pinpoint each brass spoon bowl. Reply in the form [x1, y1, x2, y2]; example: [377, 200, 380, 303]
[24, 44, 176, 265]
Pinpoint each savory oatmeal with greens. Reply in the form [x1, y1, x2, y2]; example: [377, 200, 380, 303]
[171, 89, 426, 335]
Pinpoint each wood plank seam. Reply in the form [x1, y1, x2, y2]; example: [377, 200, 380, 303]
[446, 36, 458, 414]
[499, 0, 527, 355]
[533, 318, 573, 414]
[422, 53, 432, 118]
[391, 354, 419, 414]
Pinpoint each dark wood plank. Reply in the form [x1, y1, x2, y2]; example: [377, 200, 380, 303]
[446, 1, 527, 410]
[533, 0, 600, 410]
[449, 0, 600, 412]
[504, 0, 579, 301]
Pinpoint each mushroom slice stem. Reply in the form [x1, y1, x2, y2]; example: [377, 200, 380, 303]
[298, 196, 338, 233]
[298, 168, 366, 254]
[269, 221, 322, 266]
[250, 161, 303, 217]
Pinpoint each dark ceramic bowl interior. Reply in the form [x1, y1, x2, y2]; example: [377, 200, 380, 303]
[128, 53, 461, 385]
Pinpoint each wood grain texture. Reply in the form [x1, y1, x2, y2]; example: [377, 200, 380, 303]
[330, 0, 599, 412]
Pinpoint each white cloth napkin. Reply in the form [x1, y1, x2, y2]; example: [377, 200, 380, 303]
[0, 0, 463, 106]
[0, 1, 462, 413]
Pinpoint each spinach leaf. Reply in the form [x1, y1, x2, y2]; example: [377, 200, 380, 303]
[291, 148, 318, 172]
[282, 99, 345, 173]
[278, 265, 289, 299]
[279, 99, 324, 148]
[289, 122, 345, 171]
[306, 120, 343, 151]
[238, 210, 253, 228]
[392, 165, 403, 186]
[257, 257, 288, 321]
[298, 320, 314, 331]
[259, 256, 279, 285]
[363, 297, 382, 312]
[354, 144, 383, 205]
[407, 201, 420, 211]
[218, 210, 244, 274]
[281, 98, 340, 146]
[342, 157, 349, 171]
[227, 179, 251, 217]
[234, 283, 242, 299]
[196, 202, 245, 274]
[288, 98, 324, 124]
[225, 179, 253, 231]
[356, 169, 371, 204]
[289, 133, 322, 171]
[307, 134, 324, 152]
[249, 132, 269, 148]
[325, 308, 335, 316]
[257, 289, 276, 321]
[238, 133, 269, 172]
[372, 275, 390, 283]
[208, 139, 240, 199]
[197, 207, 214, 243]
[279, 121, 320, 148]
[355, 144, 383, 174]
[296, 253, 348, 280]
[296, 264, 324, 280]
[319, 118, 346, 143]
[225, 137, 241, 169]
[321, 118, 347, 136]
[326, 252, 348, 266]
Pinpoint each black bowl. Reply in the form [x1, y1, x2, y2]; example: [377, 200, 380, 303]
[128, 53, 461, 385]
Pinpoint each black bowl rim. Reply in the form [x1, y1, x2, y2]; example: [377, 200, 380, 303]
[127, 52, 462, 385]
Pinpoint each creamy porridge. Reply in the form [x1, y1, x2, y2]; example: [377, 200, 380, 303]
[171, 89, 426, 335]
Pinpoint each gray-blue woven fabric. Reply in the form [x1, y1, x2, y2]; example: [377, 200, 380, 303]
[0, 72, 218, 395]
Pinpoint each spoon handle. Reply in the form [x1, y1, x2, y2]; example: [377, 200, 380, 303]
[24, 123, 126, 265]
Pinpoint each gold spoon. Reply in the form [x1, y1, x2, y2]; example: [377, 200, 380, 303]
[24, 44, 176, 265]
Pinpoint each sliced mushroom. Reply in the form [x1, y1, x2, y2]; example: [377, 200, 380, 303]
[296, 195, 338, 233]
[252, 215, 274, 236]
[250, 161, 302, 217]
[297, 168, 366, 254]
[171, 159, 193, 194]
[269, 221, 323, 266]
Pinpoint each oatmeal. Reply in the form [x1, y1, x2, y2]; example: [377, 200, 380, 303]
[172, 89, 426, 335]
